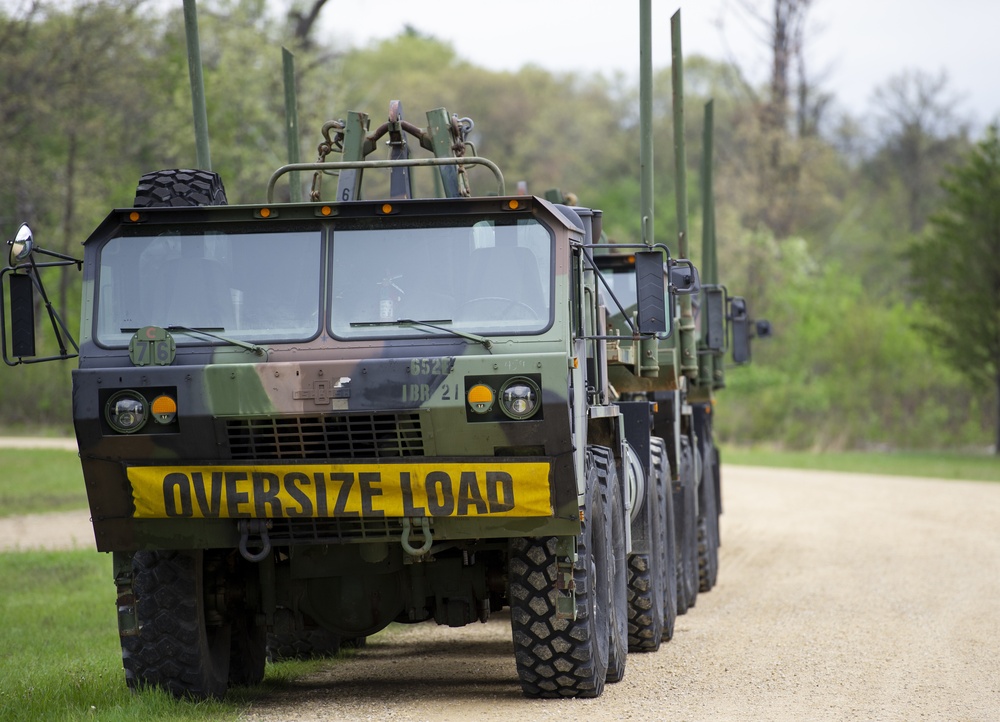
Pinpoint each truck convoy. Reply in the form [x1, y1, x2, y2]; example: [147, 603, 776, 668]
[0, 3, 764, 701]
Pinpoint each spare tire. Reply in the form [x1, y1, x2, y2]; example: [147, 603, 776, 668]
[134, 168, 227, 207]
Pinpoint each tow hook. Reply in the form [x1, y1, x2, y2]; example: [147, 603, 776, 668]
[401, 516, 433, 557]
[238, 519, 272, 562]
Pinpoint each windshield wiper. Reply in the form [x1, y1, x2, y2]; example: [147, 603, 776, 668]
[350, 318, 493, 351]
[121, 326, 265, 356]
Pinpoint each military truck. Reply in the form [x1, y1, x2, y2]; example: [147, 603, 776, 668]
[0, 2, 734, 702]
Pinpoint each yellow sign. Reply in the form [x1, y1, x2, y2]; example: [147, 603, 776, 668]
[127, 462, 552, 519]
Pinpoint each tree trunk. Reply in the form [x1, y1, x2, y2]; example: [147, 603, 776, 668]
[59, 129, 77, 323]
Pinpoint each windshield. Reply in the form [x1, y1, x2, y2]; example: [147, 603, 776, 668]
[330, 218, 552, 339]
[600, 264, 637, 325]
[95, 229, 322, 346]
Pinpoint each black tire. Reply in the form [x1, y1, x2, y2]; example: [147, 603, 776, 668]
[509, 449, 611, 698]
[134, 168, 228, 207]
[652, 437, 678, 642]
[593, 447, 628, 683]
[266, 629, 342, 663]
[675, 435, 699, 614]
[625, 444, 665, 653]
[121, 170, 248, 697]
[122, 550, 231, 699]
[698, 444, 720, 593]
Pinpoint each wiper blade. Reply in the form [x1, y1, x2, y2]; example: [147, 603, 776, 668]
[121, 326, 265, 356]
[166, 326, 266, 355]
[350, 318, 493, 351]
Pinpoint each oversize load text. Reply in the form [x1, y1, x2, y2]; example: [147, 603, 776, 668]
[127, 463, 552, 518]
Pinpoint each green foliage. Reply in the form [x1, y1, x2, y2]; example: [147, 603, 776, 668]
[909, 126, 1000, 387]
[716, 233, 992, 450]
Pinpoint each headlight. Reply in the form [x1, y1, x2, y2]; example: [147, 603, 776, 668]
[105, 390, 148, 434]
[499, 377, 540, 420]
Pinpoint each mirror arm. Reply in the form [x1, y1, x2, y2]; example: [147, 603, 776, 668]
[24, 257, 79, 358]
[32, 247, 83, 269]
[579, 245, 639, 336]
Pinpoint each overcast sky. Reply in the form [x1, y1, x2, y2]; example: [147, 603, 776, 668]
[320, 0, 1000, 130]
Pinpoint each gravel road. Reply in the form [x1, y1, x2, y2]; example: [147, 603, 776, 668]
[3, 460, 998, 720]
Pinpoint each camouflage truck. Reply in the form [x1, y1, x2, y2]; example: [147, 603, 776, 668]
[0, 1, 720, 703]
[2, 117, 703, 700]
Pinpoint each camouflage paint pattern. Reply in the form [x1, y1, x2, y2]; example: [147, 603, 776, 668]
[71, 196, 610, 554]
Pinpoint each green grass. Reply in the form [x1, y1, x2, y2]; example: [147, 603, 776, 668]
[0, 449, 88, 517]
[0, 549, 331, 722]
[722, 446, 1000, 482]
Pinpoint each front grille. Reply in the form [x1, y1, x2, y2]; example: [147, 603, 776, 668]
[268, 517, 415, 545]
[225, 412, 424, 460]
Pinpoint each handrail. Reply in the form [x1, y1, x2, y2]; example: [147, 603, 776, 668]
[266, 156, 506, 203]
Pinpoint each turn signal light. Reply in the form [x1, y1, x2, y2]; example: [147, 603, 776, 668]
[151, 395, 177, 425]
[467, 384, 495, 414]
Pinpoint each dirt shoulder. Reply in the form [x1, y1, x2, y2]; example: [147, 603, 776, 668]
[0, 509, 95, 551]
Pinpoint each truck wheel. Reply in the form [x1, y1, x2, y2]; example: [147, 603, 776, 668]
[592, 446, 629, 682]
[676, 435, 699, 614]
[652, 437, 677, 642]
[122, 550, 231, 699]
[698, 445, 720, 593]
[134, 168, 228, 207]
[508, 449, 611, 698]
[266, 629, 342, 662]
[623, 442, 665, 653]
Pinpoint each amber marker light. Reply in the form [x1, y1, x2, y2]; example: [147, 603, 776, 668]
[150, 395, 177, 425]
[467, 383, 495, 414]
[507, 199, 520, 210]
[128, 211, 141, 222]
[259, 207, 272, 218]
[380, 203, 394, 214]
[320, 205, 333, 216]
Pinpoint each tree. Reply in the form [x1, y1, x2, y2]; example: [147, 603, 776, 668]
[869, 69, 970, 234]
[908, 125, 1000, 452]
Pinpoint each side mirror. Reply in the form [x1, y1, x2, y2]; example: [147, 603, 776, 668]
[9, 223, 34, 266]
[7, 274, 36, 358]
[634, 251, 667, 335]
[669, 259, 700, 296]
[2, 224, 80, 365]
[730, 296, 750, 364]
[703, 286, 726, 352]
